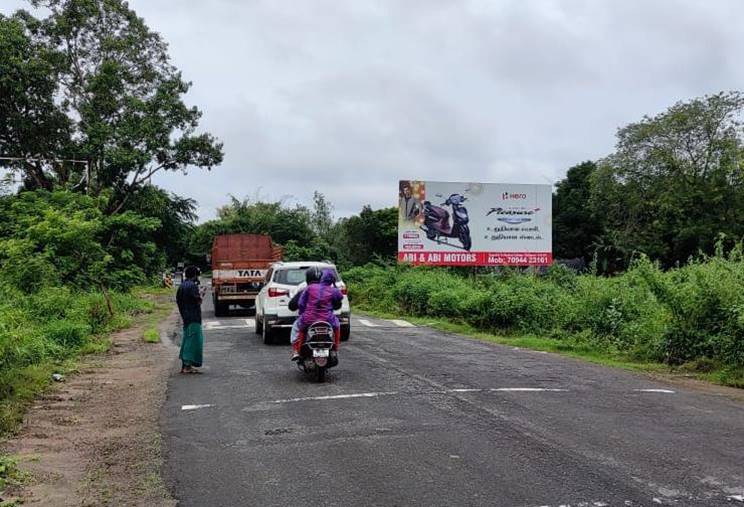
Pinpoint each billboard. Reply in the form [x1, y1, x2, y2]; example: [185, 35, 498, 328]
[397, 180, 552, 266]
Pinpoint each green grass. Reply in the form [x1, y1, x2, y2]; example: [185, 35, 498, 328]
[0, 287, 172, 438]
[0, 453, 28, 504]
[143, 328, 160, 343]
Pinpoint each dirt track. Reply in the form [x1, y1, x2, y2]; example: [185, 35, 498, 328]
[2, 297, 179, 506]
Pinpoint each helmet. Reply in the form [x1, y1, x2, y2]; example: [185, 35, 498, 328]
[305, 266, 322, 284]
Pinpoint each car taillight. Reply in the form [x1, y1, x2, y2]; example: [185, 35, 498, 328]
[268, 287, 289, 298]
[340, 287, 348, 295]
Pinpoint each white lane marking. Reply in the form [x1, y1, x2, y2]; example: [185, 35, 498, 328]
[447, 388, 483, 393]
[727, 495, 744, 502]
[490, 388, 569, 392]
[358, 319, 380, 327]
[203, 319, 256, 330]
[390, 319, 415, 327]
[634, 389, 676, 394]
[271, 392, 398, 404]
[181, 404, 213, 411]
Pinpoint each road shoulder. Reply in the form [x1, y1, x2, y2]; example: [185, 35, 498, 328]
[1, 294, 180, 507]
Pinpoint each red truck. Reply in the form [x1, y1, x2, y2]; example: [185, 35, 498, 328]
[211, 234, 283, 316]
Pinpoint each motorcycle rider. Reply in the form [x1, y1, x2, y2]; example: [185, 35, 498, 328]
[287, 266, 323, 360]
[291, 268, 343, 361]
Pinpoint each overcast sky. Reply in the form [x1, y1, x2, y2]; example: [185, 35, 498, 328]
[6, 0, 744, 221]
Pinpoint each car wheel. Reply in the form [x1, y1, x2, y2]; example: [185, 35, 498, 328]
[262, 320, 274, 345]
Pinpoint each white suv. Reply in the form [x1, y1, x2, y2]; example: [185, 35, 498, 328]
[254, 261, 351, 345]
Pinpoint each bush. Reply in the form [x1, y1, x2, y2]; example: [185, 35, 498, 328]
[0, 281, 157, 435]
[42, 321, 91, 348]
[344, 251, 744, 369]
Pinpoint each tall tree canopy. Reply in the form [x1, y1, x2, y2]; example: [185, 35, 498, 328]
[334, 206, 397, 267]
[0, 0, 223, 211]
[552, 161, 601, 261]
[187, 196, 398, 270]
[0, 11, 71, 186]
[591, 91, 744, 267]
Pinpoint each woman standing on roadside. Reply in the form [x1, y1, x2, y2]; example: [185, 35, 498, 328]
[176, 266, 204, 374]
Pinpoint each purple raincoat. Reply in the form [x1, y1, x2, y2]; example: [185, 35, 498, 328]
[297, 269, 343, 331]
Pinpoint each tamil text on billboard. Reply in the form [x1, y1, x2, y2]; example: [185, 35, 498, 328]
[398, 180, 552, 266]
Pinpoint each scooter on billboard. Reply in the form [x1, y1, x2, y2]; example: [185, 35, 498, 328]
[420, 193, 472, 251]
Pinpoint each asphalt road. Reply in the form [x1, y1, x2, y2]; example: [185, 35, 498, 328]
[162, 293, 744, 507]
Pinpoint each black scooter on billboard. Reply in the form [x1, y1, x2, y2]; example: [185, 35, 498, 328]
[420, 193, 472, 251]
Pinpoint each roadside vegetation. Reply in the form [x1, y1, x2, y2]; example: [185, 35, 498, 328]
[143, 327, 161, 343]
[0, 286, 161, 436]
[347, 249, 744, 387]
[1, 0, 214, 441]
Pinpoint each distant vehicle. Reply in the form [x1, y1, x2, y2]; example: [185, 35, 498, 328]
[211, 234, 283, 317]
[254, 261, 351, 345]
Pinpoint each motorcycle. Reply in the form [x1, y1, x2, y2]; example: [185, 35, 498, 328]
[297, 321, 338, 382]
[421, 193, 472, 251]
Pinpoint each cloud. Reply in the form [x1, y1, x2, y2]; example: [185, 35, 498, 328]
[5, 0, 744, 220]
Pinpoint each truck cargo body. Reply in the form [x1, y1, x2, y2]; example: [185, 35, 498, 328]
[211, 234, 282, 317]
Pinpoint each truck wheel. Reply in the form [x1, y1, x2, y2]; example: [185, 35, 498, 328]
[214, 302, 228, 317]
[254, 315, 263, 334]
[262, 321, 274, 345]
[341, 325, 350, 342]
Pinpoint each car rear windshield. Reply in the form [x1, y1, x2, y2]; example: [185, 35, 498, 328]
[273, 267, 341, 286]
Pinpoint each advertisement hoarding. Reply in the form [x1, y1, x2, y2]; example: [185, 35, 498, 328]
[398, 180, 552, 266]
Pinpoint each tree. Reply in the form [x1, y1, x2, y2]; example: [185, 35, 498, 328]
[552, 161, 602, 261]
[0, 190, 162, 290]
[335, 206, 397, 267]
[0, 1, 223, 211]
[0, 12, 72, 189]
[310, 191, 334, 240]
[122, 185, 197, 268]
[189, 196, 319, 265]
[591, 91, 744, 267]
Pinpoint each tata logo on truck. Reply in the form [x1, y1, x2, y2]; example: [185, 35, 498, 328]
[238, 269, 264, 277]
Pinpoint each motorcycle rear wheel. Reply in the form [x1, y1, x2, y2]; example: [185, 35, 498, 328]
[316, 368, 326, 383]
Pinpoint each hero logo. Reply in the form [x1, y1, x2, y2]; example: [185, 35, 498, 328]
[238, 269, 263, 277]
[502, 192, 527, 200]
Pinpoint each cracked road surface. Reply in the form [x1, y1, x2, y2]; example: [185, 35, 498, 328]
[162, 296, 744, 506]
